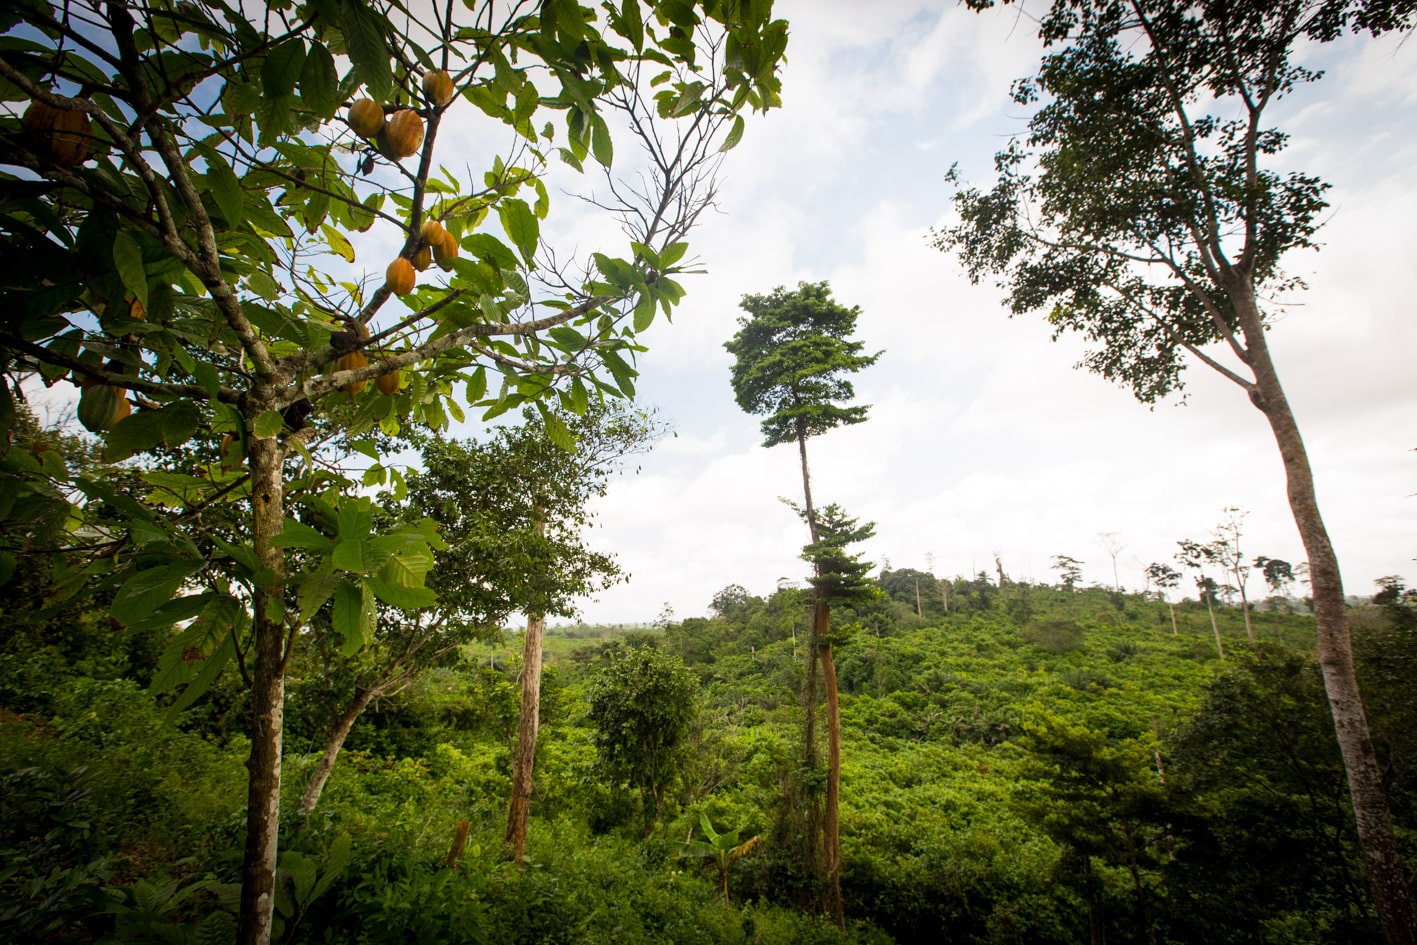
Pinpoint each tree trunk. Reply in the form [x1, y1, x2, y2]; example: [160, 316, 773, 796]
[299, 685, 377, 815]
[1205, 593, 1224, 660]
[1167, 601, 1178, 636]
[817, 599, 844, 928]
[1239, 305, 1417, 944]
[505, 610, 546, 863]
[239, 435, 287, 945]
[1238, 579, 1254, 644]
[796, 422, 818, 544]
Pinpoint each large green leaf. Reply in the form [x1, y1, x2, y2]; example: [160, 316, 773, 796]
[339, 0, 392, 100]
[111, 561, 201, 626]
[498, 199, 539, 264]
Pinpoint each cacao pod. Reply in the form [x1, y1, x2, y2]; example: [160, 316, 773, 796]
[420, 219, 447, 247]
[385, 109, 424, 158]
[386, 257, 416, 296]
[23, 99, 91, 168]
[433, 228, 459, 269]
[339, 351, 369, 394]
[77, 385, 128, 433]
[422, 70, 455, 107]
[347, 98, 385, 138]
[412, 246, 432, 271]
[376, 369, 401, 396]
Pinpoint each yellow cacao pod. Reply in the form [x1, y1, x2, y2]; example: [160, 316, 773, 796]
[339, 351, 369, 394]
[384, 109, 424, 158]
[376, 369, 401, 396]
[386, 257, 416, 296]
[422, 70, 455, 107]
[347, 98, 385, 138]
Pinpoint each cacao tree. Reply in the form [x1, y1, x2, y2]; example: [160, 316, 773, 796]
[0, 2, 785, 943]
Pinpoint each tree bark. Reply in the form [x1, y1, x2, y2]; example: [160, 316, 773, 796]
[818, 597, 844, 929]
[1204, 593, 1225, 660]
[239, 434, 287, 945]
[505, 610, 546, 863]
[1237, 290, 1417, 945]
[299, 685, 377, 815]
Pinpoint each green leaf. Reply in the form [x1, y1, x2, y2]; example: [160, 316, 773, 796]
[300, 42, 340, 118]
[331, 579, 367, 654]
[263, 38, 307, 99]
[340, 0, 392, 100]
[112, 231, 148, 313]
[719, 114, 745, 152]
[206, 157, 245, 227]
[498, 199, 538, 264]
[590, 112, 613, 167]
[271, 518, 334, 552]
[332, 538, 365, 572]
[463, 233, 521, 272]
[320, 223, 355, 263]
[164, 635, 236, 721]
[254, 409, 285, 438]
[105, 408, 166, 462]
[112, 562, 200, 626]
[366, 577, 437, 610]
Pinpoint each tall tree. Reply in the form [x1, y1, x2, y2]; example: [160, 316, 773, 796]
[725, 280, 879, 926]
[499, 404, 663, 863]
[937, 2, 1416, 937]
[0, 3, 785, 943]
[1144, 561, 1182, 635]
[1212, 507, 1256, 643]
[1177, 539, 1226, 660]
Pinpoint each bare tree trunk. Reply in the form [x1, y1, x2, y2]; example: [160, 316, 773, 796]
[505, 610, 546, 863]
[914, 578, 922, 618]
[939, 578, 949, 613]
[817, 599, 844, 928]
[239, 435, 287, 945]
[1167, 601, 1178, 636]
[1239, 305, 1417, 945]
[300, 686, 377, 815]
[1238, 581, 1255, 644]
[1205, 593, 1224, 660]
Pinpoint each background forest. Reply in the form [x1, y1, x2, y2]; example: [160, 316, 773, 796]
[4, 540, 1417, 944]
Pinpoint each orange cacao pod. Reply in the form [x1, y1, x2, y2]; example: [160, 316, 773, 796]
[347, 98, 385, 138]
[376, 369, 401, 396]
[384, 109, 424, 158]
[386, 257, 416, 296]
[433, 228, 459, 269]
[422, 70, 455, 107]
[339, 351, 369, 394]
[412, 246, 432, 271]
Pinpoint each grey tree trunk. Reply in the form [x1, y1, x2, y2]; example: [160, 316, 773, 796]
[299, 686, 377, 815]
[238, 435, 287, 945]
[1235, 285, 1416, 945]
[1204, 593, 1224, 661]
[505, 611, 546, 863]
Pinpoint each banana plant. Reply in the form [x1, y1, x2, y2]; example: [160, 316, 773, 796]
[677, 812, 761, 908]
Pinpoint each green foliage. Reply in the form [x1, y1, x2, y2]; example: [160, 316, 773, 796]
[585, 646, 699, 828]
[725, 282, 880, 449]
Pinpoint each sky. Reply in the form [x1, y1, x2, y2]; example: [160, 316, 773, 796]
[23, 2, 1413, 626]
[556, 1, 1417, 624]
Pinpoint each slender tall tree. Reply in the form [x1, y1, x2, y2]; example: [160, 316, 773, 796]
[938, 3, 1417, 937]
[725, 280, 879, 925]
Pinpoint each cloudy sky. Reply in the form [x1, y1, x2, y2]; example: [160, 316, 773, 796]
[559, 1, 1417, 624]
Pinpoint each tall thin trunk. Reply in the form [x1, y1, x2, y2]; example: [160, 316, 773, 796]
[239, 435, 287, 945]
[914, 578, 922, 618]
[1238, 579, 1255, 643]
[796, 421, 818, 544]
[505, 609, 546, 863]
[299, 686, 377, 815]
[1205, 593, 1224, 660]
[1167, 601, 1178, 636]
[818, 599, 844, 928]
[1238, 300, 1417, 945]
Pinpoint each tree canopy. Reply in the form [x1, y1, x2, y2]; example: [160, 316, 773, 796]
[724, 281, 879, 450]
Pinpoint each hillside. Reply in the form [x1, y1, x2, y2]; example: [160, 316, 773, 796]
[4, 571, 1413, 944]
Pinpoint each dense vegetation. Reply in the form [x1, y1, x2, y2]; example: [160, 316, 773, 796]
[5, 551, 1414, 944]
